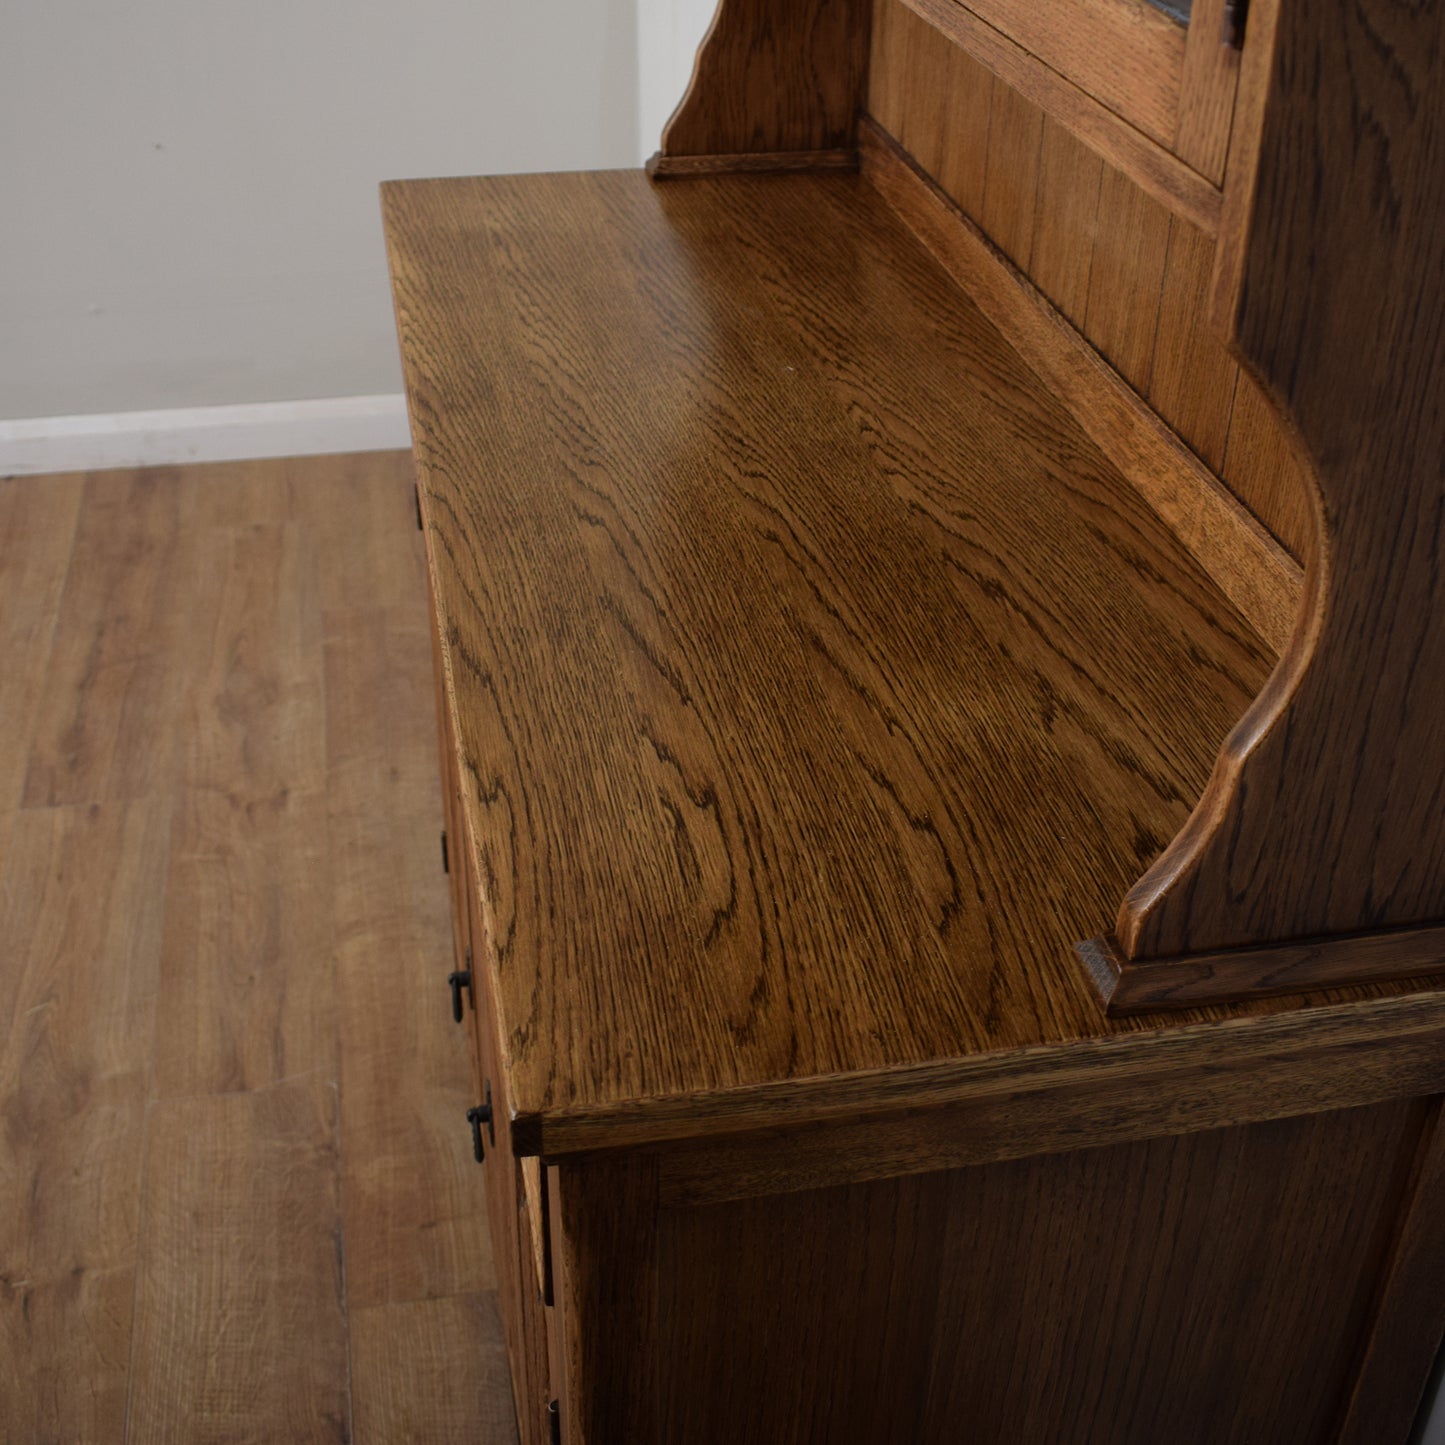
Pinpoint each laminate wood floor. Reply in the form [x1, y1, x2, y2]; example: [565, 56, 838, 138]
[0, 453, 518, 1444]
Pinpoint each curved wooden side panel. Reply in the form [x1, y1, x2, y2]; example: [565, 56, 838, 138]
[1108, 0, 1445, 982]
[655, 0, 872, 165]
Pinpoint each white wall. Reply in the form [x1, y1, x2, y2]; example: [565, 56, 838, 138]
[1422, 1356, 1445, 1445]
[636, 0, 717, 160]
[0, 0, 638, 421]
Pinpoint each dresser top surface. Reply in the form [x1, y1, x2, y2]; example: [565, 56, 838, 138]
[383, 167, 1436, 1147]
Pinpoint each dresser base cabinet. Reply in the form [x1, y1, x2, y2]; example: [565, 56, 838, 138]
[530, 1098, 1445, 1445]
[384, 0, 1445, 1434]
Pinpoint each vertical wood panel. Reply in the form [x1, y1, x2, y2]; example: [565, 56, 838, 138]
[127, 1081, 349, 1444]
[1085, 163, 1172, 391]
[1028, 116, 1104, 326]
[657, 1174, 949, 1444]
[643, 1102, 1421, 1445]
[1149, 218, 1240, 471]
[866, 0, 906, 141]
[558, 1161, 660, 1445]
[1222, 370, 1315, 560]
[894, 0, 955, 182]
[869, 0, 995, 224]
[920, 1102, 1418, 1444]
[978, 80, 1044, 269]
[948, 0, 1186, 150]
[0, 799, 169, 1445]
[935, 35, 995, 220]
[1175, 0, 1242, 184]
[864, 1, 1296, 572]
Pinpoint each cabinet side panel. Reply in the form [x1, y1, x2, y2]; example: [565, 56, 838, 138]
[461, 841, 552, 1445]
[554, 1160, 661, 1445]
[650, 1100, 1425, 1445]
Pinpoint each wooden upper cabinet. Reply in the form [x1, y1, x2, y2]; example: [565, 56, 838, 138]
[936, 0, 1241, 180]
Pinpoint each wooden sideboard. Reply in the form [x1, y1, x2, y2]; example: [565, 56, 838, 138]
[383, 1, 1445, 1440]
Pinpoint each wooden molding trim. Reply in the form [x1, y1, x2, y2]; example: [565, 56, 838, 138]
[647, 149, 858, 178]
[897, 0, 1222, 233]
[512, 991, 1445, 1158]
[858, 116, 1300, 654]
[952, 0, 1186, 150]
[653, 1037, 1445, 1207]
[1081, 924, 1445, 1016]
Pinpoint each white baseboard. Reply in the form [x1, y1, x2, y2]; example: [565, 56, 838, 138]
[0, 394, 411, 477]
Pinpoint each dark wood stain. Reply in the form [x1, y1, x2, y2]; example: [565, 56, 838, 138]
[653, 1102, 1423, 1445]
[383, 165, 1297, 1137]
[1120, 0, 1445, 959]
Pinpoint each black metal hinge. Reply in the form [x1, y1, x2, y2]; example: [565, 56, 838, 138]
[448, 947, 473, 1023]
[466, 1081, 493, 1163]
[440, 828, 449, 875]
[548, 1400, 562, 1444]
[414, 481, 424, 531]
[1222, 0, 1249, 49]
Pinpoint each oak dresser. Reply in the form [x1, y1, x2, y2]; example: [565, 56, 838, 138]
[382, 0, 1445, 1439]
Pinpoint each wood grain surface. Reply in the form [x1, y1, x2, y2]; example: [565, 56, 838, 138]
[1084, 162, 1172, 391]
[1336, 1098, 1445, 1444]
[855, 119, 1300, 654]
[648, 1099, 1424, 1445]
[1119, 0, 1445, 959]
[1335, 1098, 1445, 1439]
[383, 164, 1445, 1157]
[1148, 216, 1239, 472]
[870, 0, 997, 221]
[648, 149, 858, 177]
[867, 0, 1315, 561]
[1222, 368, 1314, 559]
[977, 76, 1044, 268]
[0, 799, 170, 1445]
[1173, 0, 1241, 183]
[126, 1082, 349, 1444]
[895, 0, 1222, 230]
[1085, 923, 1445, 1014]
[350, 1293, 520, 1445]
[0, 475, 81, 811]
[22, 471, 214, 807]
[457, 817, 553, 1445]
[1028, 116, 1103, 327]
[658, 0, 871, 160]
[0, 454, 509, 1440]
[956, 0, 1186, 147]
[154, 784, 335, 1096]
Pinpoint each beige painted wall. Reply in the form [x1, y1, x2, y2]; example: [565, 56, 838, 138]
[0, 0, 638, 420]
[636, 0, 716, 159]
